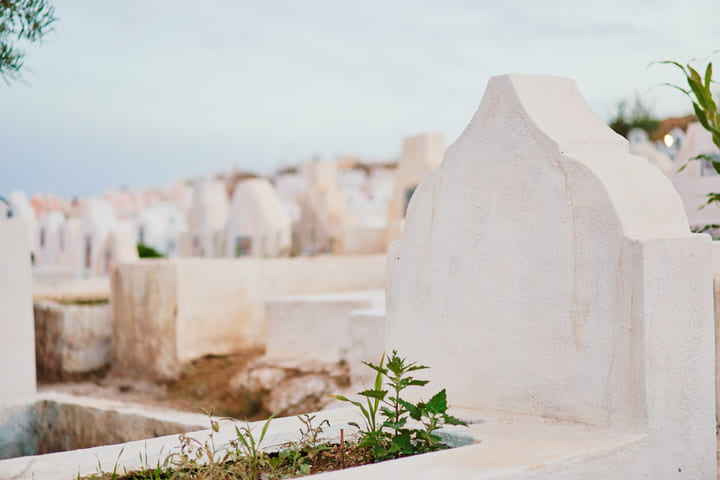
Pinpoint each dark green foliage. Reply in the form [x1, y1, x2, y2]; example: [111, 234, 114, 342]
[333, 350, 467, 462]
[137, 243, 165, 259]
[608, 95, 661, 138]
[0, 0, 57, 83]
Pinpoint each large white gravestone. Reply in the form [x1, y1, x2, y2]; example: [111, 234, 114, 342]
[0, 220, 36, 400]
[383, 75, 715, 478]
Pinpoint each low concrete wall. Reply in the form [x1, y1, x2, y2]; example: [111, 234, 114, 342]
[112, 255, 386, 381]
[33, 277, 110, 303]
[0, 393, 210, 460]
[34, 301, 112, 381]
[265, 290, 384, 363]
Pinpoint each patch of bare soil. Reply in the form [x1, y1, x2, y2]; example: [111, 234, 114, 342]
[39, 348, 351, 421]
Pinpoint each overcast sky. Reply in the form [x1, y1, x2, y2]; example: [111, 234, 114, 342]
[2, 0, 719, 197]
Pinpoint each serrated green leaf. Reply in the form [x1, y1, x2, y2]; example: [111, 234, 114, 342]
[398, 399, 421, 420]
[408, 379, 430, 387]
[362, 361, 387, 376]
[380, 406, 395, 418]
[359, 389, 388, 401]
[425, 389, 448, 414]
[443, 414, 469, 426]
[406, 364, 429, 372]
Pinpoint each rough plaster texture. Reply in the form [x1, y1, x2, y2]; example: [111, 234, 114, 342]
[265, 290, 384, 362]
[382, 75, 715, 477]
[112, 255, 386, 380]
[34, 301, 112, 381]
[0, 220, 36, 400]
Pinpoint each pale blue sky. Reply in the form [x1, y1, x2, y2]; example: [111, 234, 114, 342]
[1, 0, 719, 197]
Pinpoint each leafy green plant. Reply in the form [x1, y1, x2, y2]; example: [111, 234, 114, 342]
[229, 413, 276, 479]
[137, 243, 165, 259]
[655, 54, 720, 209]
[333, 350, 467, 461]
[331, 353, 385, 449]
[86, 354, 466, 479]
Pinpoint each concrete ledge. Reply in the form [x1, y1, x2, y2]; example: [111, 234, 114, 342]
[0, 392, 212, 461]
[0, 405, 645, 480]
[265, 290, 384, 363]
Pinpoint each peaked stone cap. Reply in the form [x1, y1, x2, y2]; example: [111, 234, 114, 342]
[446, 74, 689, 238]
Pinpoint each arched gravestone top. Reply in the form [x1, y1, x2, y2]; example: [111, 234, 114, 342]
[386, 74, 691, 428]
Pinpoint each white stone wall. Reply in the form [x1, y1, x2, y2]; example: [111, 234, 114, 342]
[112, 255, 386, 380]
[0, 220, 36, 400]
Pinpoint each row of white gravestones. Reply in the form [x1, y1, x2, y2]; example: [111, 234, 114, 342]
[0, 219, 36, 401]
[383, 74, 716, 478]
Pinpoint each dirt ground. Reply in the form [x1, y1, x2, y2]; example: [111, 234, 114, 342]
[39, 348, 350, 421]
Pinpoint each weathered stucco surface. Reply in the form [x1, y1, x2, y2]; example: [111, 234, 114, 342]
[384, 75, 715, 477]
[113, 255, 386, 380]
[34, 301, 112, 381]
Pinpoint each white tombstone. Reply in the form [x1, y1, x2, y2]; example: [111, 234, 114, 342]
[296, 160, 346, 254]
[60, 217, 80, 268]
[136, 204, 187, 258]
[35, 211, 66, 266]
[0, 220, 36, 400]
[225, 178, 291, 257]
[667, 122, 720, 232]
[385, 75, 714, 477]
[183, 178, 229, 257]
[385, 133, 444, 247]
[75, 199, 125, 277]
